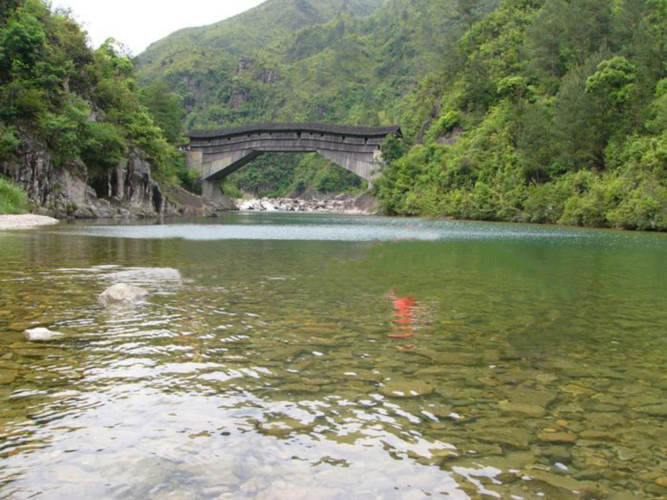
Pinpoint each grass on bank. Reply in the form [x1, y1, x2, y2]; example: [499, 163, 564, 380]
[0, 177, 29, 214]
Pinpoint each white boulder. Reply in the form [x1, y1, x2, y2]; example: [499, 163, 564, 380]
[25, 328, 64, 342]
[99, 283, 149, 307]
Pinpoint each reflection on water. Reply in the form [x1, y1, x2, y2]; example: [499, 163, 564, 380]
[0, 213, 667, 499]
[389, 291, 419, 339]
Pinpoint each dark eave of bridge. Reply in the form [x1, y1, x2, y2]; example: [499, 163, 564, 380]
[187, 122, 402, 140]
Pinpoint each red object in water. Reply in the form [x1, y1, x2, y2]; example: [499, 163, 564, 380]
[388, 291, 418, 339]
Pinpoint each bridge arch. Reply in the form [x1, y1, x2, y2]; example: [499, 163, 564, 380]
[185, 122, 401, 199]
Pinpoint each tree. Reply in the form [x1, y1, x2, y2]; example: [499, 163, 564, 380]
[553, 52, 611, 170]
[516, 102, 558, 182]
[380, 134, 406, 164]
[586, 56, 637, 109]
[0, 0, 47, 81]
[527, 0, 612, 82]
[139, 81, 184, 144]
[456, 0, 481, 33]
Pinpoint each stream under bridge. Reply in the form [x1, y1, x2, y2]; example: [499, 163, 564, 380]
[185, 122, 401, 199]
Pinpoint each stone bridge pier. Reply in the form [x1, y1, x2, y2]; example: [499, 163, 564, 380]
[185, 123, 401, 199]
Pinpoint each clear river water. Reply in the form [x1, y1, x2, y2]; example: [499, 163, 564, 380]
[1, 213, 667, 499]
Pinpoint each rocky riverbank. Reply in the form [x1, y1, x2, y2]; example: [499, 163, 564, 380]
[0, 214, 60, 230]
[1, 132, 235, 220]
[236, 193, 377, 214]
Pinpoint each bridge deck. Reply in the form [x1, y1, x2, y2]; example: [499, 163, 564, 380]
[187, 122, 402, 140]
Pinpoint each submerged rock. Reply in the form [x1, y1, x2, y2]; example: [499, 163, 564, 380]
[99, 283, 149, 307]
[503, 388, 557, 407]
[636, 403, 667, 417]
[380, 380, 434, 398]
[24, 327, 64, 342]
[499, 401, 547, 418]
[0, 368, 17, 385]
[537, 431, 578, 444]
[422, 350, 481, 366]
[475, 428, 531, 449]
[281, 383, 321, 394]
[523, 470, 607, 498]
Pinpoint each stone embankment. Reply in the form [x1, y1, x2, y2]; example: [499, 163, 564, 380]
[0, 214, 59, 230]
[237, 193, 377, 214]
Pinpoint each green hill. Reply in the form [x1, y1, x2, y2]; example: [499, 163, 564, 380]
[3, 0, 664, 229]
[377, 0, 667, 231]
[136, 0, 667, 231]
[135, 0, 496, 196]
[137, 0, 495, 131]
[140, 0, 385, 62]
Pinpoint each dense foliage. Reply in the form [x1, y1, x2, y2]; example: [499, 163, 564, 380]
[4, 0, 666, 230]
[139, 0, 385, 65]
[0, 176, 28, 214]
[137, 0, 496, 197]
[378, 0, 667, 231]
[0, 0, 183, 190]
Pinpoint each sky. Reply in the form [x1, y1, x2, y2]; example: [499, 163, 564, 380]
[52, 0, 266, 55]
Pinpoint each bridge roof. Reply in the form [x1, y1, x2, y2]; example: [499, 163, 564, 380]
[187, 122, 402, 140]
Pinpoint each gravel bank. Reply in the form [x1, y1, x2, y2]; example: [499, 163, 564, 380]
[236, 193, 377, 214]
[0, 214, 60, 230]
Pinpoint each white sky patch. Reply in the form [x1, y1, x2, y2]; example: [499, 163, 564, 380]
[52, 0, 267, 55]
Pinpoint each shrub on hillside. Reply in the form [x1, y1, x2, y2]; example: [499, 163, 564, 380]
[0, 177, 29, 214]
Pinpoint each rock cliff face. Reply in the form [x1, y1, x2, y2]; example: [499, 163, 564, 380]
[1, 133, 234, 219]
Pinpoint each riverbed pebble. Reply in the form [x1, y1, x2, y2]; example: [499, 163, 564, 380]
[380, 380, 434, 398]
[24, 328, 64, 342]
[537, 432, 578, 444]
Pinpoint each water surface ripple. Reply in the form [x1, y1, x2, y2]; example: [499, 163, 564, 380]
[0, 214, 666, 499]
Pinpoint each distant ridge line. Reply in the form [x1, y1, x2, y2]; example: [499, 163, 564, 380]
[187, 122, 402, 139]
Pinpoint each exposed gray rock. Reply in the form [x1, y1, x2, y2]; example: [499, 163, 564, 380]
[1, 132, 224, 220]
[24, 327, 64, 342]
[262, 68, 280, 84]
[236, 56, 253, 74]
[236, 192, 377, 214]
[99, 284, 149, 307]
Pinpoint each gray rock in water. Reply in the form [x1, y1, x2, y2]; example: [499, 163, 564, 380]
[24, 327, 64, 342]
[99, 283, 149, 307]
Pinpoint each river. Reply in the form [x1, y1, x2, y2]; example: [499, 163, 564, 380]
[1, 213, 666, 499]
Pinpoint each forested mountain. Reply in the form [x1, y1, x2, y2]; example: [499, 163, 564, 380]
[136, 0, 497, 196]
[378, 0, 667, 231]
[139, 0, 386, 66]
[138, 0, 494, 130]
[139, 0, 667, 230]
[2, 0, 666, 230]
